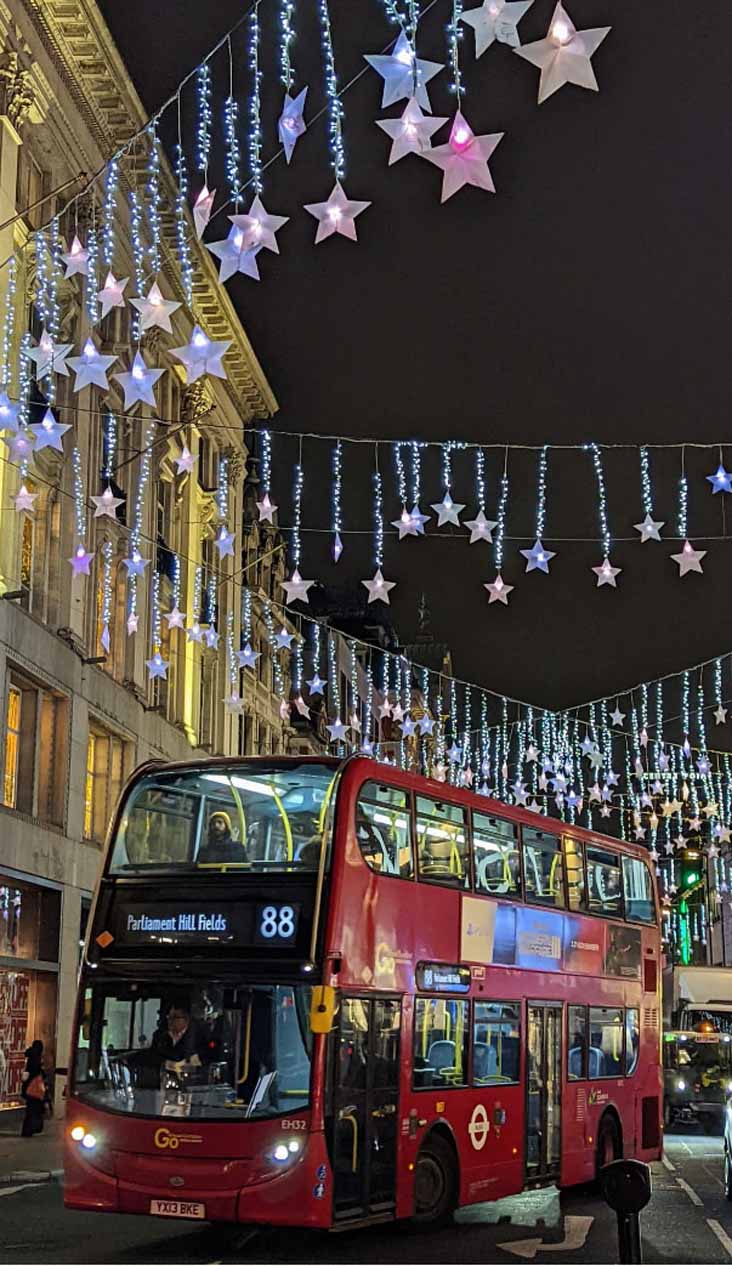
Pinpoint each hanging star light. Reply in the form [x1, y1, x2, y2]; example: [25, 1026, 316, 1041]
[193, 185, 216, 239]
[715, 824, 732, 844]
[418, 716, 435, 735]
[707, 464, 732, 494]
[238, 643, 260, 670]
[392, 702, 405, 723]
[97, 271, 129, 319]
[424, 110, 503, 202]
[361, 740, 374, 756]
[175, 446, 197, 476]
[129, 281, 181, 333]
[307, 672, 326, 694]
[127, 612, 139, 635]
[377, 98, 448, 165]
[378, 697, 392, 720]
[634, 512, 664, 543]
[257, 493, 277, 523]
[230, 197, 289, 254]
[214, 527, 235, 558]
[281, 569, 315, 604]
[431, 493, 466, 527]
[327, 717, 349, 742]
[68, 544, 94, 575]
[294, 694, 311, 719]
[146, 652, 169, 680]
[123, 549, 149, 577]
[401, 716, 417, 737]
[278, 86, 308, 162]
[114, 352, 164, 410]
[514, 2, 611, 104]
[26, 329, 72, 378]
[304, 182, 371, 244]
[61, 235, 89, 278]
[91, 485, 123, 519]
[67, 338, 118, 392]
[364, 31, 443, 111]
[715, 704, 728, 725]
[186, 621, 204, 643]
[484, 574, 513, 604]
[30, 407, 70, 452]
[170, 326, 231, 384]
[362, 568, 396, 604]
[670, 540, 706, 576]
[461, 0, 533, 55]
[391, 507, 421, 539]
[592, 557, 621, 587]
[0, 393, 20, 433]
[465, 510, 498, 543]
[408, 504, 431, 534]
[610, 704, 626, 726]
[274, 627, 295, 650]
[13, 484, 37, 512]
[205, 626, 220, 650]
[520, 539, 556, 574]
[207, 226, 262, 282]
[6, 430, 34, 462]
[165, 606, 186, 630]
[447, 742, 462, 764]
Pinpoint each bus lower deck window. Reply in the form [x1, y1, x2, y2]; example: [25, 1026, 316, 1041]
[413, 998, 469, 1089]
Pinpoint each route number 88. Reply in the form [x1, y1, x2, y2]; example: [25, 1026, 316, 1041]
[259, 904, 295, 939]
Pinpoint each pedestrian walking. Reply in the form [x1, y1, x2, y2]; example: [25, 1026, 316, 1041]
[20, 1039, 47, 1137]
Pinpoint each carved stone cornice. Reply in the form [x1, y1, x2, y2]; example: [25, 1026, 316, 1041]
[182, 380, 214, 426]
[0, 50, 33, 127]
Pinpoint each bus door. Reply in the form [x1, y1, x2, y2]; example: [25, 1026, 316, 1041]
[526, 1003, 562, 1185]
[331, 996, 401, 1221]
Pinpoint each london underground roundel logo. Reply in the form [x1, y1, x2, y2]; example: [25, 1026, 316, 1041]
[468, 1103, 490, 1150]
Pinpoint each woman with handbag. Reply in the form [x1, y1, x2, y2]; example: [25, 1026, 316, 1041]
[20, 1039, 46, 1137]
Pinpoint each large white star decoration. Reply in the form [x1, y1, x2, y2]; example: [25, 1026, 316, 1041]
[6, 430, 34, 462]
[205, 626, 220, 650]
[707, 464, 732, 494]
[392, 507, 421, 539]
[431, 493, 465, 527]
[130, 281, 181, 334]
[123, 549, 149, 577]
[378, 698, 392, 720]
[702, 801, 719, 819]
[193, 185, 216, 239]
[91, 485, 123, 519]
[418, 715, 435, 735]
[114, 352, 164, 410]
[592, 557, 621, 587]
[273, 627, 295, 651]
[599, 804, 612, 819]
[514, 2, 611, 104]
[447, 743, 462, 764]
[27, 329, 72, 379]
[307, 672, 325, 695]
[361, 740, 375, 756]
[171, 326, 231, 385]
[349, 711, 362, 734]
[634, 512, 664, 543]
[62, 235, 89, 278]
[214, 527, 235, 558]
[282, 568, 314, 604]
[278, 86, 308, 162]
[401, 716, 417, 737]
[610, 704, 626, 726]
[715, 704, 728, 725]
[68, 544, 94, 576]
[14, 484, 37, 513]
[697, 756, 711, 776]
[304, 182, 371, 244]
[362, 568, 396, 604]
[230, 197, 289, 254]
[208, 226, 262, 282]
[465, 510, 498, 544]
[186, 621, 204, 643]
[67, 338, 118, 392]
[165, 606, 186, 630]
[237, 642, 260, 669]
[407, 504, 431, 535]
[424, 110, 503, 202]
[175, 445, 197, 475]
[526, 743, 538, 761]
[520, 539, 556, 574]
[327, 717, 349, 742]
[392, 703, 405, 723]
[294, 694, 311, 719]
[715, 824, 732, 844]
[377, 97, 447, 164]
[127, 612, 139, 635]
[30, 407, 70, 452]
[97, 271, 129, 319]
[588, 747, 603, 769]
[0, 393, 20, 433]
[461, 0, 533, 55]
[256, 493, 277, 523]
[671, 539, 706, 576]
[146, 652, 169, 680]
[485, 573, 513, 604]
[364, 32, 443, 111]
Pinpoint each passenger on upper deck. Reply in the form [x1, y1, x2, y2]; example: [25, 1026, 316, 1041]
[197, 810, 247, 865]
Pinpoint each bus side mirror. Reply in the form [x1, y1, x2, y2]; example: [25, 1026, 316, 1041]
[310, 985, 337, 1034]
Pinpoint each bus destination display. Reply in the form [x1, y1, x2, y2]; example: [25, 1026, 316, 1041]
[112, 901, 301, 948]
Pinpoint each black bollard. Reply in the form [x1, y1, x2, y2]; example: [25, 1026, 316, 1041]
[599, 1158, 652, 1265]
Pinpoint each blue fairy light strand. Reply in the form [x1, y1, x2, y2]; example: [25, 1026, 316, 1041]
[146, 123, 162, 275]
[374, 461, 384, 568]
[85, 223, 99, 325]
[475, 446, 485, 511]
[249, 6, 263, 195]
[494, 453, 509, 572]
[102, 157, 118, 270]
[639, 446, 653, 517]
[224, 93, 242, 207]
[536, 445, 548, 539]
[318, 0, 345, 179]
[587, 442, 611, 557]
[448, 0, 464, 100]
[129, 191, 145, 340]
[279, 0, 296, 89]
[196, 62, 213, 176]
[175, 102, 194, 306]
[394, 442, 406, 507]
[0, 256, 16, 391]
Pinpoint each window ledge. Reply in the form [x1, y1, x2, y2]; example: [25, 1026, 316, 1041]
[0, 802, 65, 836]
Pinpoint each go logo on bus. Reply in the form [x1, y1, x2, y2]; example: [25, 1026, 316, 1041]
[468, 1104, 491, 1151]
[154, 1127, 203, 1150]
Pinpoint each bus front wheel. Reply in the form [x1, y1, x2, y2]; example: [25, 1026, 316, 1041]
[412, 1134, 458, 1229]
[596, 1114, 622, 1180]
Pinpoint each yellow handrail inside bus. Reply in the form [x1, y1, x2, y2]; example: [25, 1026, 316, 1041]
[549, 852, 561, 897]
[271, 788, 293, 861]
[340, 1112, 359, 1172]
[237, 998, 252, 1087]
[229, 782, 246, 847]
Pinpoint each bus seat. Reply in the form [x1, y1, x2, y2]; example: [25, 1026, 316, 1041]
[427, 1040, 456, 1073]
[568, 1046, 583, 1078]
[473, 1041, 498, 1081]
[588, 1046, 605, 1078]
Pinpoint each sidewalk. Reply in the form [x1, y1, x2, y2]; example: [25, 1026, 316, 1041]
[0, 1115, 63, 1185]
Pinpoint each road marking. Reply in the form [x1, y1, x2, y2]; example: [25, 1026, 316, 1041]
[676, 1177, 704, 1207]
[498, 1216, 593, 1259]
[708, 1220, 732, 1258]
[662, 1155, 676, 1172]
[0, 1185, 35, 1198]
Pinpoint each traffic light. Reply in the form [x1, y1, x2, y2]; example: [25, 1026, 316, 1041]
[679, 849, 703, 893]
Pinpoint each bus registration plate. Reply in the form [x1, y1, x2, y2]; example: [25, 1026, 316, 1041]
[150, 1199, 205, 1220]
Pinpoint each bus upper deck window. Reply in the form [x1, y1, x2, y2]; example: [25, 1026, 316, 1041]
[415, 796, 470, 889]
[473, 812, 520, 898]
[521, 828, 565, 909]
[563, 837, 586, 911]
[587, 847, 622, 918]
[622, 855, 657, 924]
[355, 783, 413, 877]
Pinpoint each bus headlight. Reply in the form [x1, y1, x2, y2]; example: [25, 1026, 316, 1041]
[81, 1132, 97, 1150]
[70, 1125, 85, 1142]
[272, 1137, 303, 1163]
[676, 1079, 686, 1091]
[273, 1144, 289, 1162]
[288, 1139, 301, 1154]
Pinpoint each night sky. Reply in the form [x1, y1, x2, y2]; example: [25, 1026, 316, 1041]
[99, 0, 732, 717]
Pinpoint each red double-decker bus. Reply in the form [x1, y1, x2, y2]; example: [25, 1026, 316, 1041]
[65, 755, 662, 1230]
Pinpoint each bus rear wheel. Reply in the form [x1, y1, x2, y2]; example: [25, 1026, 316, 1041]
[595, 1114, 622, 1181]
[412, 1134, 458, 1229]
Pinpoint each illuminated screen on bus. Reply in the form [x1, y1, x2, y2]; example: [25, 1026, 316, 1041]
[109, 763, 338, 873]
